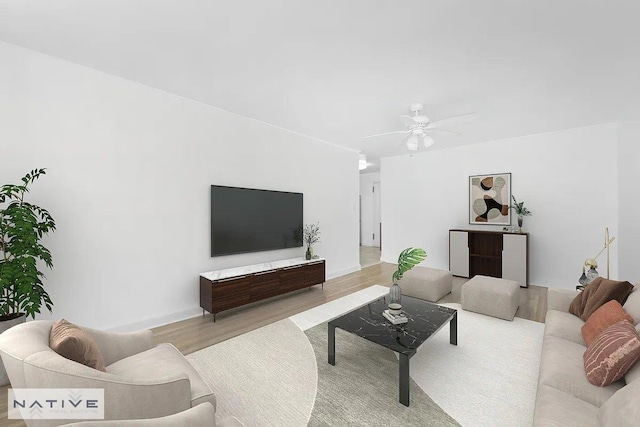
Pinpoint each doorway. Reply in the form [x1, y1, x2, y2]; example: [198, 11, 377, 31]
[359, 176, 381, 267]
[372, 181, 381, 247]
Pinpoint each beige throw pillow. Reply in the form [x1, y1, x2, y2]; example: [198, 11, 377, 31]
[50, 319, 106, 371]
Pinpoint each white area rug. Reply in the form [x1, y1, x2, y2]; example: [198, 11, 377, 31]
[290, 285, 390, 330]
[186, 319, 318, 427]
[187, 286, 544, 427]
[292, 286, 544, 427]
[411, 303, 544, 427]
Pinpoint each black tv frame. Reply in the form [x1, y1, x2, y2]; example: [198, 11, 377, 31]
[210, 185, 303, 257]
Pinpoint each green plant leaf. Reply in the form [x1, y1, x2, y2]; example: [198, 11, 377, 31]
[392, 247, 427, 283]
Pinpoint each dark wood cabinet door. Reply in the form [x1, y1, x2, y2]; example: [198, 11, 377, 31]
[305, 261, 325, 286]
[250, 270, 280, 301]
[210, 276, 251, 312]
[280, 265, 306, 292]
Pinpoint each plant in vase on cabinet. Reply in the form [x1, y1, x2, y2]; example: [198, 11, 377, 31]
[510, 195, 532, 232]
[0, 168, 56, 385]
[303, 222, 321, 260]
[388, 247, 426, 312]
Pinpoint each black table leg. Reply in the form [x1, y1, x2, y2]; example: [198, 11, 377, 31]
[450, 311, 457, 346]
[328, 323, 336, 365]
[399, 353, 410, 406]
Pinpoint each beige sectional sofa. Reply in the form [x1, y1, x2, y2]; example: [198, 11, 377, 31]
[534, 287, 640, 426]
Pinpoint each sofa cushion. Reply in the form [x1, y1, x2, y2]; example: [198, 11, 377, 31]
[569, 278, 634, 321]
[539, 335, 622, 406]
[107, 343, 215, 410]
[582, 300, 634, 346]
[598, 375, 640, 426]
[533, 384, 599, 427]
[623, 288, 640, 326]
[50, 319, 106, 372]
[545, 310, 585, 345]
[584, 320, 640, 387]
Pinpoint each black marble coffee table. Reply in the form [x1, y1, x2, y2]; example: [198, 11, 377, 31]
[328, 295, 457, 407]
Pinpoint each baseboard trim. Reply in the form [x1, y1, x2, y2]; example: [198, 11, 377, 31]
[327, 264, 361, 280]
[108, 307, 203, 332]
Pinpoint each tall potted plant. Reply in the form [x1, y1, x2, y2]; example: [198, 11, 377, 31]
[510, 195, 532, 232]
[0, 168, 56, 384]
[388, 247, 427, 310]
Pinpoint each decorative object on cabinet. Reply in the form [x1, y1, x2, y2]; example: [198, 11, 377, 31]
[303, 222, 321, 260]
[449, 229, 528, 287]
[469, 173, 511, 225]
[509, 195, 532, 232]
[389, 247, 427, 309]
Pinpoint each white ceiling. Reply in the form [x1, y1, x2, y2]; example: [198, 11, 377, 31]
[1, 0, 639, 172]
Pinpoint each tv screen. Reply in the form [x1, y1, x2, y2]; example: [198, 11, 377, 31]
[210, 185, 303, 256]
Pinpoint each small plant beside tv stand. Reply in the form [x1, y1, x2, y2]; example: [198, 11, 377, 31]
[199, 257, 326, 321]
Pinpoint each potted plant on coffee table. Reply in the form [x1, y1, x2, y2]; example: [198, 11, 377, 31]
[388, 247, 427, 311]
[0, 168, 56, 384]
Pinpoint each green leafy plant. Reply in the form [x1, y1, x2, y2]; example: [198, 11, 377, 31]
[392, 247, 427, 283]
[510, 195, 532, 216]
[0, 169, 56, 320]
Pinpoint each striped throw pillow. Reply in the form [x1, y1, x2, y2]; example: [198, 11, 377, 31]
[584, 320, 640, 387]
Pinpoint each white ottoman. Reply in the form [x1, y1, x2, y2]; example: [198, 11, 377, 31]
[400, 267, 453, 303]
[461, 275, 520, 320]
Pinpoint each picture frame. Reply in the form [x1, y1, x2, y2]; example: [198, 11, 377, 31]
[469, 172, 512, 225]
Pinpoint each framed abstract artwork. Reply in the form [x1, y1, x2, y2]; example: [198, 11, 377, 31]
[469, 173, 512, 225]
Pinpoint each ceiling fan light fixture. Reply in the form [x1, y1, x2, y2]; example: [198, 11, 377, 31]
[423, 134, 435, 148]
[407, 135, 419, 151]
[358, 153, 367, 170]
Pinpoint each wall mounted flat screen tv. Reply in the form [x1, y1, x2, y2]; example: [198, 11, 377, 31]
[211, 185, 303, 257]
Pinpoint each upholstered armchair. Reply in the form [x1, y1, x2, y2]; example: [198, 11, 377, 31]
[0, 321, 219, 427]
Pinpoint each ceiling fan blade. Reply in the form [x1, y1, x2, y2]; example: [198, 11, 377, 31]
[426, 127, 461, 136]
[427, 112, 477, 128]
[398, 114, 416, 128]
[363, 130, 410, 139]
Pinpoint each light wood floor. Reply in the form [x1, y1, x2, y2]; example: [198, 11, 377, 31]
[0, 263, 547, 426]
[359, 245, 381, 268]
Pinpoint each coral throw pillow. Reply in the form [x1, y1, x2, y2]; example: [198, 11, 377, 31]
[50, 319, 106, 371]
[584, 320, 640, 387]
[582, 300, 635, 346]
[569, 277, 634, 321]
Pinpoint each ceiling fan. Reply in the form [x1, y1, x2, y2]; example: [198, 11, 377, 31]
[363, 103, 476, 151]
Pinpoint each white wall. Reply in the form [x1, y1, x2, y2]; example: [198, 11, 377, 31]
[381, 123, 619, 289]
[0, 41, 360, 330]
[618, 121, 640, 282]
[359, 172, 380, 247]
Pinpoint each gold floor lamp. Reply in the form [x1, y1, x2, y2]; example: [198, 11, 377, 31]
[579, 227, 616, 286]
